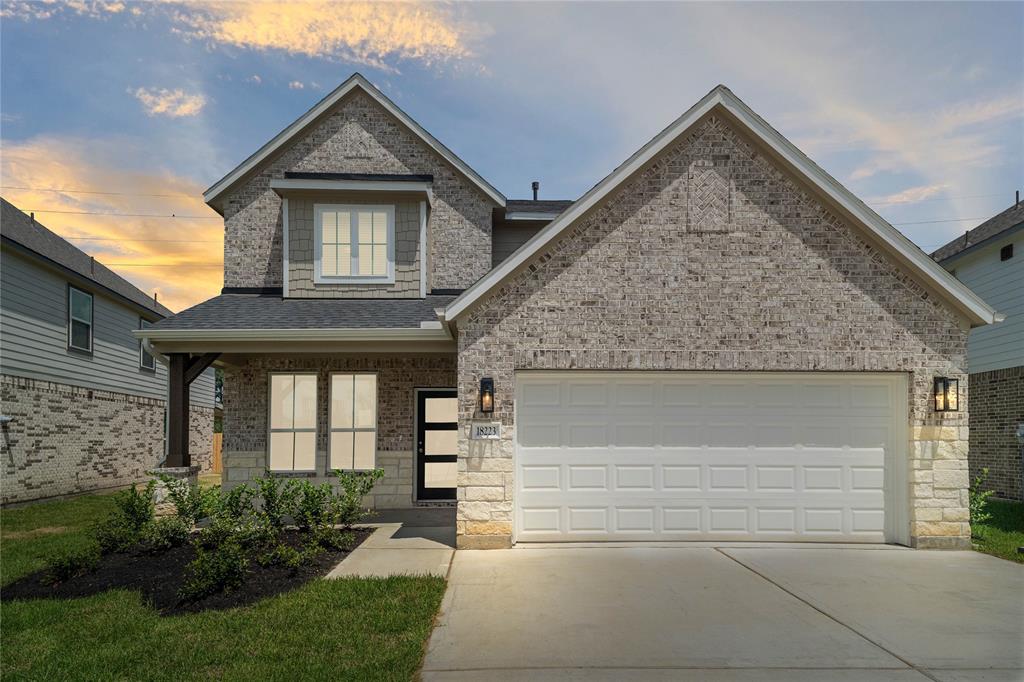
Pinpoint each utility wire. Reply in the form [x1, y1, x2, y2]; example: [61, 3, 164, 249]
[1, 186, 199, 198]
[63, 237, 221, 243]
[20, 208, 220, 219]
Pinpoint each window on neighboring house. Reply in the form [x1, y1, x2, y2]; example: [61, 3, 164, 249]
[315, 205, 395, 283]
[139, 318, 155, 371]
[68, 285, 93, 352]
[268, 373, 317, 472]
[329, 373, 377, 470]
[1000, 243, 1013, 261]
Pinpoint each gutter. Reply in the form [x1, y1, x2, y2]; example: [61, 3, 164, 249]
[133, 327, 453, 343]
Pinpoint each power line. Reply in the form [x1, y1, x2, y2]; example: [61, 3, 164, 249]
[101, 263, 222, 268]
[64, 237, 221, 243]
[891, 218, 986, 225]
[869, 192, 1004, 207]
[1, 186, 199, 198]
[20, 208, 220, 219]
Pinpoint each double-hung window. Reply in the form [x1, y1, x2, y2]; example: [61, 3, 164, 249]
[268, 373, 317, 472]
[315, 204, 395, 283]
[68, 285, 93, 352]
[139, 318, 155, 371]
[329, 373, 377, 470]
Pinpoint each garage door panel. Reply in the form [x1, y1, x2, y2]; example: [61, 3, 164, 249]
[515, 372, 904, 543]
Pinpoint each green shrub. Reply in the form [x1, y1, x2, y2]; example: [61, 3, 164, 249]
[970, 467, 996, 535]
[179, 540, 248, 601]
[308, 525, 355, 551]
[332, 469, 385, 528]
[44, 544, 101, 584]
[155, 474, 218, 525]
[215, 484, 257, 523]
[253, 474, 299, 528]
[139, 517, 191, 554]
[92, 481, 156, 552]
[293, 480, 335, 531]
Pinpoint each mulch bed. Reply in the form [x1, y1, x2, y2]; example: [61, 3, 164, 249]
[2, 528, 372, 616]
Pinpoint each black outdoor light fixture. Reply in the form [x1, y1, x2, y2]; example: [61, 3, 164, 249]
[933, 377, 959, 413]
[479, 377, 495, 414]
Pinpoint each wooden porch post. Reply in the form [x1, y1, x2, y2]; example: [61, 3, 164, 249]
[166, 352, 220, 468]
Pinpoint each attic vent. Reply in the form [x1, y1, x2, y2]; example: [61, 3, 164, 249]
[1001, 244, 1013, 261]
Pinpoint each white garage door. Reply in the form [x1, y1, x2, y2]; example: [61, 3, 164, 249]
[515, 372, 907, 543]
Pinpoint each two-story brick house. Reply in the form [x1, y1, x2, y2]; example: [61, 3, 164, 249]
[141, 74, 1001, 550]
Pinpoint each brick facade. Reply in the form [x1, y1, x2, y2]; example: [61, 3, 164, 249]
[0, 375, 215, 504]
[221, 354, 455, 508]
[968, 366, 1024, 500]
[455, 115, 971, 549]
[222, 91, 493, 292]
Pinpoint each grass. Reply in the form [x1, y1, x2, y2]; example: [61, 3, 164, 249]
[972, 498, 1024, 563]
[1, 493, 447, 681]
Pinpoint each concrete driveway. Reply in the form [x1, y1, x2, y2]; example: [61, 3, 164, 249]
[422, 546, 1024, 681]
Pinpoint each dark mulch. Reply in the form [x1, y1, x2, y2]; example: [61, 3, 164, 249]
[1, 528, 372, 616]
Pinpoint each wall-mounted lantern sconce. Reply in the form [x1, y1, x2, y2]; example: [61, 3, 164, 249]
[479, 377, 495, 414]
[933, 377, 959, 412]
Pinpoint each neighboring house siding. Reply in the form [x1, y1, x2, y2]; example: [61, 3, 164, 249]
[222, 354, 455, 508]
[456, 115, 971, 549]
[286, 194, 423, 298]
[948, 230, 1023, 373]
[492, 224, 544, 267]
[0, 250, 217, 408]
[222, 90, 493, 293]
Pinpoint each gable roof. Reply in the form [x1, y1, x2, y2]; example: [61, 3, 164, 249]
[931, 202, 1024, 264]
[203, 73, 505, 211]
[445, 86, 1001, 327]
[1, 198, 172, 318]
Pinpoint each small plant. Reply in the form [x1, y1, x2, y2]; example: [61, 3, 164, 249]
[308, 525, 355, 551]
[215, 484, 257, 523]
[256, 542, 302, 569]
[44, 544, 101, 584]
[970, 467, 995, 536]
[179, 540, 248, 601]
[155, 474, 218, 525]
[93, 481, 156, 552]
[332, 469, 385, 528]
[293, 480, 335, 531]
[254, 474, 299, 528]
[139, 517, 191, 554]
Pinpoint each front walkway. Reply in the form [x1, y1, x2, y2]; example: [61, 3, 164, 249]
[422, 545, 1024, 681]
[326, 508, 455, 578]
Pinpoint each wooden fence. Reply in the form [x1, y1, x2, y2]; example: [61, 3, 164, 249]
[211, 433, 223, 474]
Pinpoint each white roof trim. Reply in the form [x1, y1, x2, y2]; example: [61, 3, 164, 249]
[446, 86, 1000, 327]
[505, 211, 562, 221]
[270, 178, 434, 206]
[135, 327, 452, 343]
[204, 73, 505, 208]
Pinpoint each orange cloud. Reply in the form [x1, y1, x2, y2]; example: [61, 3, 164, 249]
[1, 136, 223, 312]
[133, 87, 207, 118]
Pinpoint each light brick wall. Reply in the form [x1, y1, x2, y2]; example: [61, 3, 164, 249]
[455, 115, 971, 549]
[222, 91, 493, 292]
[967, 366, 1023, 500]
[221, 354, 455, 508]
[1, 375, 216, 504]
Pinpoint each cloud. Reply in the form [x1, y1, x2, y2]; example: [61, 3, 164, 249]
[245, 74, 262, 85]
[1, 136, 223, 312]
[1, 0, 124, 20]
[866, 184, 950, 207]
[172, 1, 477, 70]
[288, 81, 304, 90]
[133, 87, 207, 118]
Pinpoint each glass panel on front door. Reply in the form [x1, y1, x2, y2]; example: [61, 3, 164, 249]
[417, 390, 458, 500]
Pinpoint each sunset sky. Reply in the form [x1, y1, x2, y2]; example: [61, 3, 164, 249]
[2, 1, 1022, 312]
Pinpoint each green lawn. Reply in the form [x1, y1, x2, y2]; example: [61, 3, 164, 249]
[1, 493, 446, 681]
[972, 498, 1024, 563]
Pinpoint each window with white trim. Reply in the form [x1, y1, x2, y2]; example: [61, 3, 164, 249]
[68, 285, 93, 352]
[268, 373, 317, 471]
[329, 373, 377, 470]
[315, 204, 395, 283]
[139, 318, 155, 371]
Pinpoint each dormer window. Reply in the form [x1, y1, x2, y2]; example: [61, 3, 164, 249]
[314, 204, 395, 284]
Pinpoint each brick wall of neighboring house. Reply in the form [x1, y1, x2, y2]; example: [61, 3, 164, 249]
[222, 355, 456, 508]
[222, 91, 493, 292]
[286, 195, 423, 298]
[968, 366, 1024, 500]
[0, 376, 217, 505]
[456, 114, 971, 549]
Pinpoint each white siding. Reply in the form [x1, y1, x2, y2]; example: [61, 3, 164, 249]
[0, 249, 216, 407]
[949, 230, 1024, 373]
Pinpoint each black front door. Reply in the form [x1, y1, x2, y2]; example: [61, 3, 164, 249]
[416, 389, 458, 500]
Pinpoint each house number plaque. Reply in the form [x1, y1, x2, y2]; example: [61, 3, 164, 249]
[470, 422, 501, 440]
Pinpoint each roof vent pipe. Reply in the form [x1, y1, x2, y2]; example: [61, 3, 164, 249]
[1016, 190, 1019, 207]
[532, 181, 539, 201]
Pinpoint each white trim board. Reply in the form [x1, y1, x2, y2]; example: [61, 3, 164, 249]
[445, 85, 1001, 328]
[204, 73, 505, 210]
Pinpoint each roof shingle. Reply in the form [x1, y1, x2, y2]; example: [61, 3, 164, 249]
[932, 203, 1024, 263]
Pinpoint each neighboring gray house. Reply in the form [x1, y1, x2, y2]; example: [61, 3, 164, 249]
[0, 198, 216, 504]
[141, 74, 1001, 550]
[933, 201, 1023, 500]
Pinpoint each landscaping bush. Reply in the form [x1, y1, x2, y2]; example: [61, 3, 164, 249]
[970, 467, 996, 534]
[253, 474, 299, 528]
[44, 544, 101, 584]
[332, 469, 385, 528]
[179, 540, 248, 601]
[309, 525, 356, 552]
[155, 474, 218, 525]
[93, 481, 156, 553]
[214, 484, 257, 523]
[139, 517, 191, 554]
[293, 480, 335, 531]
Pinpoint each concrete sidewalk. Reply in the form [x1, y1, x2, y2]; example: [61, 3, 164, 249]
[326, 521, 455, 578]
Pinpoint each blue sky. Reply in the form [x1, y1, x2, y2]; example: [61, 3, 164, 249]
[2, 1, 1022, 310]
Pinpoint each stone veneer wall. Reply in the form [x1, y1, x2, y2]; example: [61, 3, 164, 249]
[221, 90, 493, 292]
[968, 366, 1023, 500]
[1, 375, 216, 504]
[221, 355, 455, 509]
[286, 195, 423, 298]
[456, 114, 971, 549]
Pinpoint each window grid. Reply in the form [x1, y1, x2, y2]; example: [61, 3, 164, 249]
[68, 285, 93, 352]
[329, 372, 377, 471]
[268, 373, 318, 472]
[315, 204, 394, 283]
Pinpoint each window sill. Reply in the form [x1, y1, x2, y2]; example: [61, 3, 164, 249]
[313, 277, 396, 286]
[266, 470, 318, 478]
